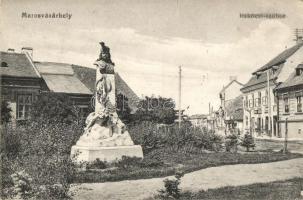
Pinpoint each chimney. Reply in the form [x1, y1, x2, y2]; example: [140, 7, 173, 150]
[7, 48, 15, 53]
[229, 76, 237, 82]
[21, 47, 33, 59]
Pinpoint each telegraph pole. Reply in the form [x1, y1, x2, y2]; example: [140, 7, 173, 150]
[178, 66, 182, 128]
[267, 70, 272, 137]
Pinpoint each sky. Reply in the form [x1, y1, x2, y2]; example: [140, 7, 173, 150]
[1, 0, 303, 115]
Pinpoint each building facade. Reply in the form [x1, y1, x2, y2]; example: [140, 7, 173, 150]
[1, 50, 42, 121]
[241, 41, 303, 138]
[219, 78, 243, 111]
[0, 48, 140, 124]
[276, 64, 303, 139]
[217, 78, 243, 134]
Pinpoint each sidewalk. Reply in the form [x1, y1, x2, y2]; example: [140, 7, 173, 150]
[70, 158, 303, 200]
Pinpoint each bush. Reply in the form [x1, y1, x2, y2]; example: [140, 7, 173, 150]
[157, 171, 184, 199]
[1, 119, 83, 199]
[225, 134, 238, 152]
[129, 121, 223, 154]
[132, 96, 177, 124]
[114, 156, 143, 169]
[240, 133, 256, 152]
[86, 159, 108, 170]
[30, 92, 91, 124]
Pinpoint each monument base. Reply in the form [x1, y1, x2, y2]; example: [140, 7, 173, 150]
[71, 145, 144, 163]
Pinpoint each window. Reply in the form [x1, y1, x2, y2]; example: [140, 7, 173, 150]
[1, 62, 8, 67]
[255, 93, 261, 107]
[249, 99, 253, 108]
[283, 94, 289, 113]
[17, 94, 32, 119]
[258, 92, 261, 105]
[262, 96, 268, 106]
[296, 94, 302, 112]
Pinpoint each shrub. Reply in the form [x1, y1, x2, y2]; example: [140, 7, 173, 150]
[129, 121, 223, 154]
[114, 156, 143, 169]
[225, 134, 238, 152]
[1, 120, 83, 199]
[157, 171, 184, 199]
[132, 96, 177, 124]
[10, 170, 33, 199]
[29, 92, 90, 125]
[86, 159, 108, 170]
[240, 133, 256, 152]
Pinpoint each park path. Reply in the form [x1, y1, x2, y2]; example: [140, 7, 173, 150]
[70, 158, 303, 200]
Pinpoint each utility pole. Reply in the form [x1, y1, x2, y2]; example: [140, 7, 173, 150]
[284, 118, 288, 154]
[178, 66, 182, 128]
[267, 69, 272, 137]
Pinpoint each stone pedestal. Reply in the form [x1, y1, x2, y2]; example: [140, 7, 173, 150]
[71, 145, 143, 163]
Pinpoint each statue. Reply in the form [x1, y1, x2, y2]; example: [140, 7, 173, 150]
[97, 42, 114, 65]
[71, 42, 143, 159]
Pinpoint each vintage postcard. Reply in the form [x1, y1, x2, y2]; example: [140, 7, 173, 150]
[1, 0, 303, 199]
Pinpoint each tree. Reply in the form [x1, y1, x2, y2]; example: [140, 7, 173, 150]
[29, 92, 79, 124]
[116, 93, 131, 123]
[133, 96, 177, 124]
[1, 100, 12, 124]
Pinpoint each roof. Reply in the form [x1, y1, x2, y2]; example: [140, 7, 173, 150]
[253, 42, 303, 74]
[225, 96, 243, 121]
[0, 51, 40, 78]
[35, 62, 92, 94]
[42, 74, 92, 94]
[242, 42, 303, 93]
[276, 70, 303, 90]
[71, 64, 140, 110]
[220, 80, 244, 94]
[241, 67, 282, 93]
[35, 62, 74, 75]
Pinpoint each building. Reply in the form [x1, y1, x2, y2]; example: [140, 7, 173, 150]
[241, 40, 303, 138]
[275, 63, 303, 139]
[0, 48, 140, 124]
[219, 77, 244, 111]
[217, 78, 243, 134]
[1, 49, 42, 120]
[224, 95, 243, 135]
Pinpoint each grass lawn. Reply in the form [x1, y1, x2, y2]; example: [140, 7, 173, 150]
[170, 178, 303, 200]
[72, 147, 303, 183]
